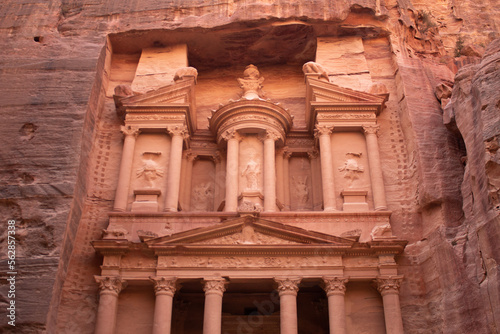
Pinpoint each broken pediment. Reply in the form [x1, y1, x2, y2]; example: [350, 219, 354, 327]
[114, 70, 198, 132]
[146, 217, 356, 247]
[304, 76, 388, 132]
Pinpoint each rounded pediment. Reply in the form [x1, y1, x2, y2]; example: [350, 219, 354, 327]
[209, 99, 293, 143]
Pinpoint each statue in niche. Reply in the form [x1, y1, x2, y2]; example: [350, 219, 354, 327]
[136, 152, 163, 188]
[192, 183, 213, 211]
[292, 175, 309, 210]
[338, 153, 364, 188]
[241, 152, 261, 191]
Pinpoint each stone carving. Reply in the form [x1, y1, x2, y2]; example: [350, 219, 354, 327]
[314, 124, 333, 137]
[362, 125, 380, 135]
[114, 84, 135, 98]
[274, 277, 301, 296]
[292, 176, 309, 210]
[173, 66, 198, 82]
[221, 129, 242, 142]
[95, 276, 127, 295]
[136, 152, 163, 187]
[192, 183, 213, 211]
[338, 153, 364, 187]
[370, 223, 393, 240]
[238, 64, 265, 100]
[241, 155, 261, 191]
[150, 277, 178, 296]
[238, 200, 262, 213]
[197, 226, 295, 245]
[102, 227, 128, 240]
[302, 61, 330, 82]
[120, 125, 141, 137]
[203, 278, 227, 296]
[317, 113, 375, 120]
[376, 276, 403, 296]
[167, 125, 189, 138]
[322, 277, 349, 295]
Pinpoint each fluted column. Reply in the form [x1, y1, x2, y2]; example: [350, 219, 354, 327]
[283, 148, 292, 211]
[275, 277, 301, 334]
[165, 125, 188, 212]
[315, 125, 337, 211]
[184, 151, 197, 211]
[203, 278, 228, 334]
[113, 126, 140, 211]
[223, 130, 241, 212]
[151, 277, 178, 334]
[363, 125, 387, 211]
[94, 276, 127, 334]
[323, 277, 348, 334]
[263, 130, 279, 212]
[376, 276, 404, 334]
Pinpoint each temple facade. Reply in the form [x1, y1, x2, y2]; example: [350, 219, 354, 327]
[91, 37, 408, 334]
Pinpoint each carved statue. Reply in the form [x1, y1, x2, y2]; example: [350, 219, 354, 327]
[192, 183, 213, 211]
[292, 175, 309, 209]
[338, 153, 364, 187]
[302, 61, 330, 82]
[237, 64, 265, 100]
[136, 153, 164, 188]
[173, 66, 198, 82]
[241, 157, 261, 191]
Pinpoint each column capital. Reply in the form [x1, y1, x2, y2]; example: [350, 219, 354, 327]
[376, 275, 403, 296]
[322, 277, 349, 296]
[314, 124, 333, 138]
[95, 276, 127, 296]
[120, 125, 141, 137]
[282, 147, 292, 159]
[183, 150, 198, 162]
[307, 149, 319, 159]
[150, 277, 178, 296]
[167, 125, 189, 139]
[203, 278, 228, 296]
[259, 129, 281, 142]
[211, 150, 223, 163]
[362, 124, 380, 135]
[274, 277, 301, 296]
[221, 129, 242, 142]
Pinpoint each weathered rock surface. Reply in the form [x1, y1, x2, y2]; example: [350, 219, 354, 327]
[0, 0, 498, 333]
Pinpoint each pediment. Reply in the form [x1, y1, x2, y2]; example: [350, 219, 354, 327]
[146, 217, 355, 247]
[306, 77, 387, 105]
[119, 77, 195, 107]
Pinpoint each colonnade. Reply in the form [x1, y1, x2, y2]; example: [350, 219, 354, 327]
[94, 275, 404, 334]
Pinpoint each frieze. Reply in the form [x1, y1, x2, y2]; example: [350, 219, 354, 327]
[197, 228, 296, 245]
[126, 115, 186, 121]
[317, 113, 376, 120]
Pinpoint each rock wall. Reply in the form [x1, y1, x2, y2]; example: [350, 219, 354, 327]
[0, 0, 498, 333]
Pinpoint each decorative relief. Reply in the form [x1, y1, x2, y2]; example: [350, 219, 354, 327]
[198, 226, 295, 245]
[238, 64, 265, 100]
[274, 277, 301, 296]
[363, 125, 380, 135]
[203, 278, 227, 296]
[302, 61, 330, 82]
[317, 113, 375, 120]
[150, 277, 178, 296]
[95, 276, 127, 295]
[238, 201, 262, 213]
[221, 129, 242, 142]
[136, 152, 163, 187]
[322, 277, 349, 296]
[102, 226, 128, 240]
[314, 125, 333, 137]
[173, 66, 198, 82]
[120, 125, 141, 137]
[263, 129, 280, 142]
[241, 153, 261, 191]
[292, 176, 309, 210]
[376, 276, 403, 296]
[338, 153, 364, 187]
[307, 150, 319, 159]
[167, 125, 189, 138]
[222, 114, 282, 129]
[126, 115, 185, 121]
[370, 223, 393, 240]
[192, 183, 213, 211]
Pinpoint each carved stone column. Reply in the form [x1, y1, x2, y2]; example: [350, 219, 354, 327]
[202, 278, 228, 334]
[184, 151, 197, 211]
[315, 125, 337, 211]
[283, 148, 292, 211]
[322, 277, 348, 334]
[275, 277, 301, 334]
[263, 130, 279, 212]
[151, 277, 178, 334]
[94, 276, 127, 334]
[223, 130, 241, 212]
[363, 125, 388, 211]
[307, 149, 321, 211]
[276, 148, 285, 208]
[212, 151, 223, 211]
[165, 125, 188, 212]
[376, 276, 404, 334]
[113, 126, 140, 211]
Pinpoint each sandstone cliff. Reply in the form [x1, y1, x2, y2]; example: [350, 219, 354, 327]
[0, 0, 498, 333]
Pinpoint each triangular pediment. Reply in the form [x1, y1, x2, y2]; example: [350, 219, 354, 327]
[119, 77, 195, 107]
[146, 217, 355, 247]
[306, 77, 387, 104]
